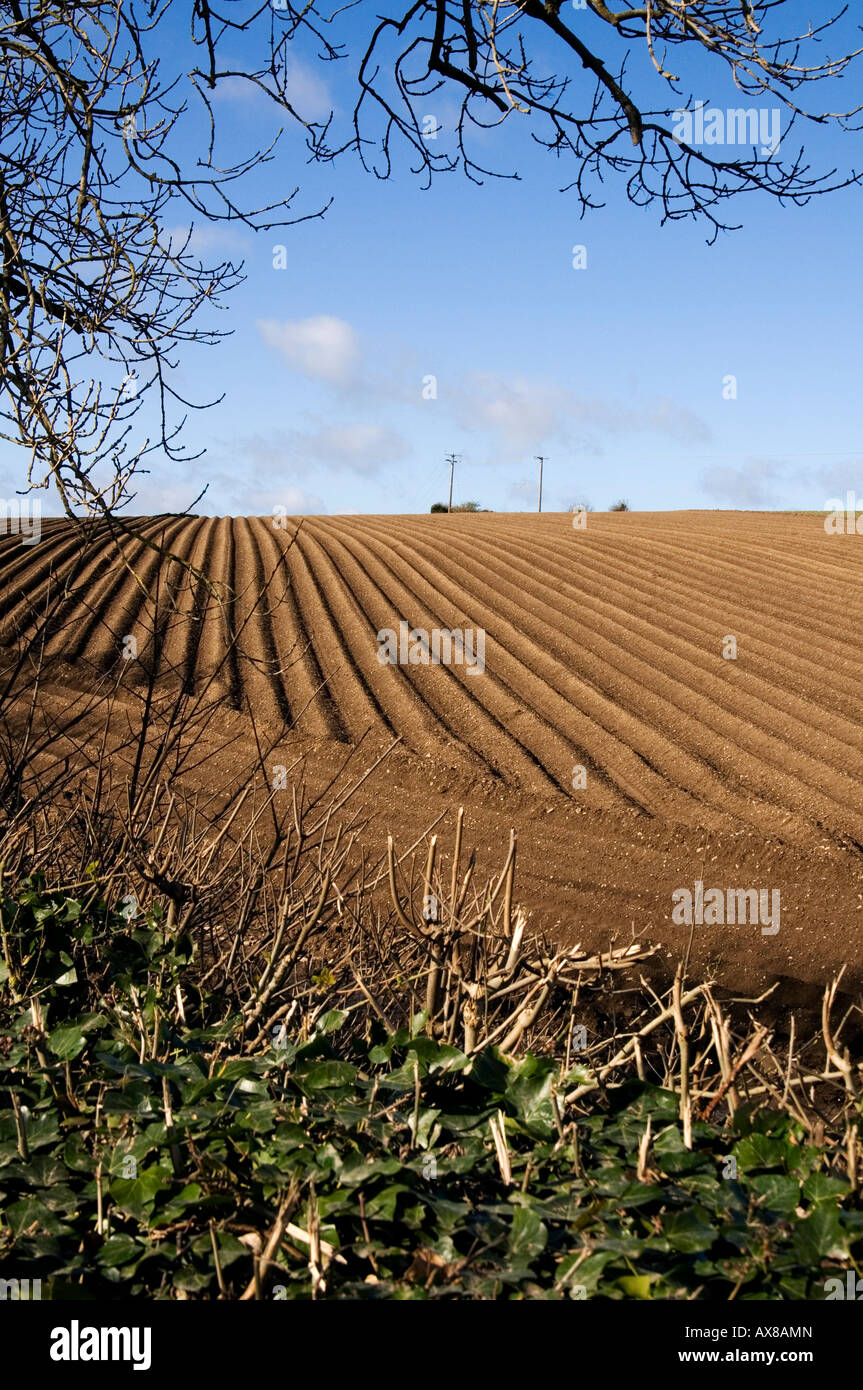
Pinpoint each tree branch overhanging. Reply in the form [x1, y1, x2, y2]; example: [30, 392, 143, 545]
[1, 1, 861, 518]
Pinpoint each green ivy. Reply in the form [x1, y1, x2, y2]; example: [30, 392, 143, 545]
[1, 879, 860, 1300]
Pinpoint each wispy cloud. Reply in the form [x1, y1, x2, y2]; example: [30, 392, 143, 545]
[160, 222, 249, 259]
[700, 457, 785, 508]
[646, 397, 711, 444]
[257, 483, 327, 515]
[700, 454, 863, 510]
[282, 59, 333, 122]
[209, 62, 333, 122]
[452, 372, 711, 457]
[458, 375, 570, 454]
[811, 458, 863, 497]
[122, 457, 326, 516]
[296, 421, 410, 475]
[230, 421, 411, 481]
[257, 321, 711, 493]
[257, 315, 360, 386]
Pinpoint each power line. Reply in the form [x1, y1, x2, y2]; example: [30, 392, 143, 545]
[411, 459, 454, 513]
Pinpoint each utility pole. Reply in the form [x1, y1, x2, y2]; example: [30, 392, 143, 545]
[535, 456, 546, 513]
[445, 453, 459, 512]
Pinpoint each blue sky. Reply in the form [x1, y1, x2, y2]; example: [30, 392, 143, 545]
[3, 4, 862, 517]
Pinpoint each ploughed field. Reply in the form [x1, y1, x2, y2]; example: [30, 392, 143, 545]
[3, 510, 862, 998]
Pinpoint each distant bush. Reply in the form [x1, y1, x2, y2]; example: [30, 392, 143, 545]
[430, 501, 482, 513]
[609, 499, 630, 512]
[430, 502, 447, 512]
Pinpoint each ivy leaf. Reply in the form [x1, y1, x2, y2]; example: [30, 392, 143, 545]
[110, 1164, 171, 1221]
[660, 1208, 718, 1254]
[792, 1205, 848, 1264]
[48, 1014, 105, 1060]
[509, 1205, 547, 1265]
[316, 1009, 349, 1035]
[803, 1173, 849, 1204]
[468, 1047, 510, 1095]
[158, 1183, 204, 1225]
[293, 1060, 356, 1094]
[47, 1025, 86, 1060]
[749, 1174, 800, 1215]
[505, 1055, 557, 1138]
[734, 1132, 789, 1172]
[98, 1234, 144, 1268]
[363, 1183, 411, 1222]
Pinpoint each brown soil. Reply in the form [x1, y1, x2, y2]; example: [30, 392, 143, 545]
[3, 509, 863, 1003]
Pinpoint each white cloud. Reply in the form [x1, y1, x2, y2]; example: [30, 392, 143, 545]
[115, 462, 326, 516]
[255, 483, 326, 515]
[645, 397, 711, 445]
[463, 375, 569, 453]
[812, 459, 863, 497]
[700, 457, 784, 508]
[453, 372, 711, 456]
[209, 75, 267, 108]
[210, 63, 333, 122]
[257, 315, 360, 386]
[701, 455, 863, 509]
[160, 222, 248, 259]
[232, 422, 410, 480]
[282, 59, 333, 123]
[301, 422, 408, 474]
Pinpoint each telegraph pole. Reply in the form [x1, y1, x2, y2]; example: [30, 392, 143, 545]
[535, 456, 546, 513]
[445, 453, 459, 512]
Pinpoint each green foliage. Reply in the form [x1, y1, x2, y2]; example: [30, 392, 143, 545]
[1, 878, 861, 1300]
